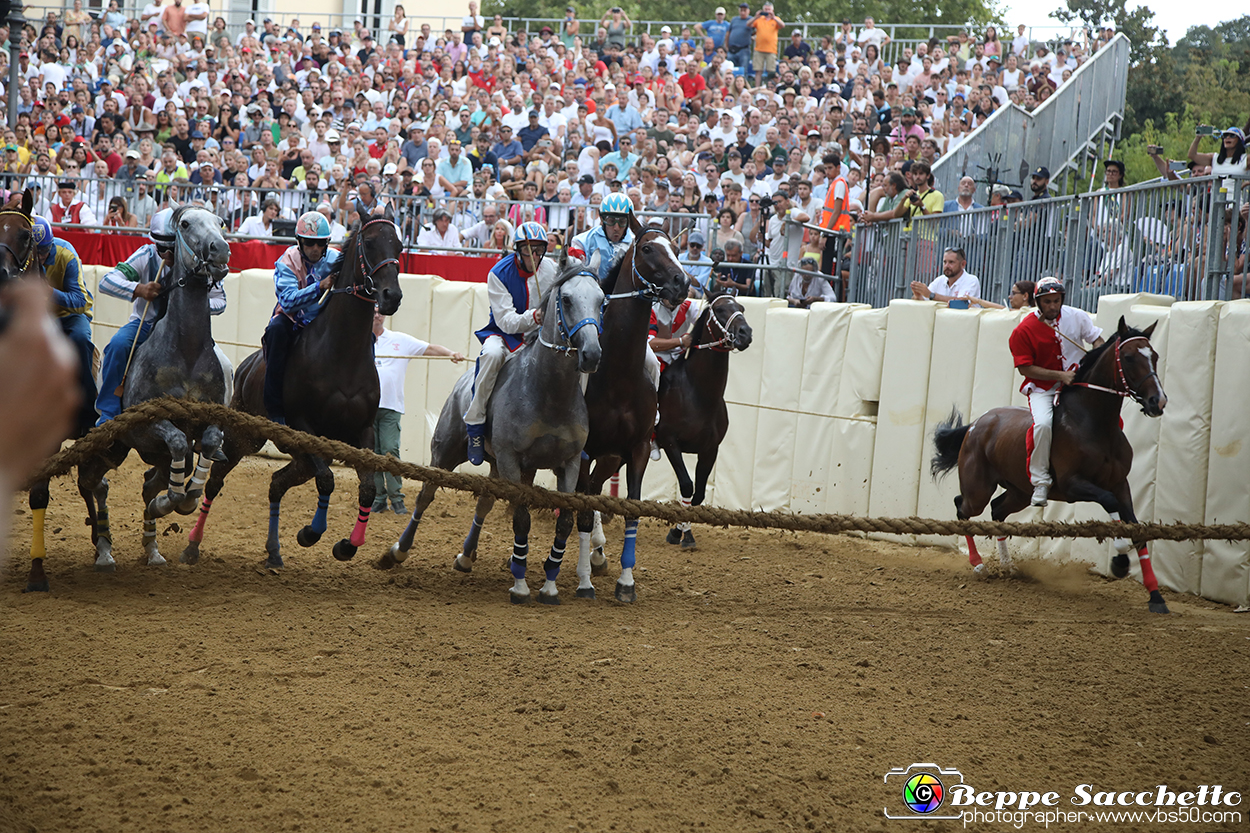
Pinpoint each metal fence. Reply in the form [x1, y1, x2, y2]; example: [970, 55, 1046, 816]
[846, 174, 1250, 311]
[932, 34, 1131, 202]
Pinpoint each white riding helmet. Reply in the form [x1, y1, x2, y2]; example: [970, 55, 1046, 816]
[1034, 276, 1065, 298]
[150, 208, 176, 250]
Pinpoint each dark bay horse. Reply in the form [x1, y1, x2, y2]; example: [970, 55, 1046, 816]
[379, 255, 605, 605]
[576, 218, 691, 602]
[78, 206, 232, 572]
[0, 190, 98, 592]
[655, 287, 752, 550]
[931, 317, 1170, 614]
[182, 216, 403, 568]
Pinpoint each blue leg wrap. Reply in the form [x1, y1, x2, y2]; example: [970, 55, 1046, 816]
[268, 501, 280, 543]
[311, 494, 330, 534]
[621, 520, 638, 569]
[545, 536, 567, 581]
[510, 537, 528, 580]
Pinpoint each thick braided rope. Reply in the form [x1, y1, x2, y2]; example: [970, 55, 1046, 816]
[24, 397, 1250, 543]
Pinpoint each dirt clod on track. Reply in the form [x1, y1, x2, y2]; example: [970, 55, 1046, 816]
[2, 456, 1247, 832]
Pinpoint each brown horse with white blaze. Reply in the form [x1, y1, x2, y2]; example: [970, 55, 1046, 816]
[931, 317, 1170, 614]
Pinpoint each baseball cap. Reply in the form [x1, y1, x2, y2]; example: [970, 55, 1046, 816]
[489, 36, 501, 47]
[660, 25, 672, 33]
[1103, 158, 1124, 173]
[739, 2, 749, 7]
[1032, 166, 1050, 179]
[125, 149, 140, 158]
[807, 129, 821, 137]
[325, 129, 341, 141]
[578, 174, 595, 185]
[4, 144, 16, 152]
[688, 230, 705, 246]
[71, 105, 84, 114]
[382, 162, 397, 175]
[190, 130, 205, 139]
[715, 5, 726, 12]
[529, 109, 540, 118]
[901, 106, 917, 115]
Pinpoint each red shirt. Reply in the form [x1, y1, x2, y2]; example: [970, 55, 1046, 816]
[469, 69, 495, 92]
[1009, 311, 1064, 392]
[678, 72, 706, 99]
[369, 141, 387, 159]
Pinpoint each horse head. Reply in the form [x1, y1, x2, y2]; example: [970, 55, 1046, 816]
[1114, 316, 1166, 417]
[705, 286, 753, 352]
[170, 206, 231, 283]
[351, 212, 403, 315]
[628, 215, 691, 306]
[0, 189, 38, 286]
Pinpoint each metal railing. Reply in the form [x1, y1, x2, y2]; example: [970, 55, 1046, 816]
[932, 34, 1131, 202]
[845, 174, 1250, 311]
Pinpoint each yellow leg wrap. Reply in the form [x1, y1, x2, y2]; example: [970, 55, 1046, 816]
[31, 508, 46, 561]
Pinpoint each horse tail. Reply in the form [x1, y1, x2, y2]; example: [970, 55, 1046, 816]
[930, 407, 969, 480]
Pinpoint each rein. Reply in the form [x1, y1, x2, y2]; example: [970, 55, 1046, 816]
[327, 217, 400, 302]
[0, 210, 35, 273]
[686, 294, 746, 357]
[1069, 335, 1159, 409]
[604, 224, 675, 303]
[537, 269, 605, 355]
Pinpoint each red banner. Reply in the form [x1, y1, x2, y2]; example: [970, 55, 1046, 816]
[56, 230, 493, 283]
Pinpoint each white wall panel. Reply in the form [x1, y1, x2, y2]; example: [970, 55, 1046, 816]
[752, 308, 809, 511]
[835, 307, 888, 416]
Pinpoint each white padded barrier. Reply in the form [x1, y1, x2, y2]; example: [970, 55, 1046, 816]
[388, 275, 437, 463]
[835, 306, 888, 417]
[1202, 300, 1250, 607]
[791, 304, 866, 514]
[752, 308, 810, 511]
[425, 278, 487, 474]
[1152, 301, 1221, 596]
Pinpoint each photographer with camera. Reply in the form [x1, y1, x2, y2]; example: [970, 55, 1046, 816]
[1187, 125, 1248, 187]
[748, 2, 785, 86]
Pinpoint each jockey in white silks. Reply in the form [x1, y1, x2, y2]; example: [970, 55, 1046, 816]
[463, 220, 559, 465]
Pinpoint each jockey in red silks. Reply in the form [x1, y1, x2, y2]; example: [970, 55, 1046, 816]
[1008, 276, 1104, 507]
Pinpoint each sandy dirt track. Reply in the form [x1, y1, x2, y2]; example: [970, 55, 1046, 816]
[1, 455, 1247, 833]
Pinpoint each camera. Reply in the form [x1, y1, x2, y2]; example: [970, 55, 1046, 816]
[1196, 124, 1214, 136]
[1147, 144, 1163, 155]
[756, 194, 774, 211]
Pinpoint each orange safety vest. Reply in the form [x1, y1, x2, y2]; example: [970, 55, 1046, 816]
[819, 174, 852, 232]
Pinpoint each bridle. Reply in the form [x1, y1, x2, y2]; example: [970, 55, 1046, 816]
[538, 269, 605, 355]
[686, 294, 746, 356]
[1068, 335, 1160, 411]
[328, 217, 400, 302]
[0, 210, 36, 274]
[171, 210, 228, 286]
[604, 222, 676, 303]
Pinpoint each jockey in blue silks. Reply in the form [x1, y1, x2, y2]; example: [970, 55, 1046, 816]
[31, 215, 97, 431]
[463, 221, 552, 465]
[262, 210, 343, 424]
[95, 208, 228, 424]
[568, 192, 635, 285]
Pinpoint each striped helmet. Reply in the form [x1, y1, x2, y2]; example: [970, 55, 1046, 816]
[1034, 276, 1065, 298]
[515, 221, 547, 245]
[295, 210, 331, 240]
[600, 193, 633, 217]
[31, 215, 54, 254]
[149, 208, 176, 249]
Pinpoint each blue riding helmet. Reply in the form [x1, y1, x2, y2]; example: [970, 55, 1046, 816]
[31, 215, 54, 254]
[600, 193, 633, 217]
[515, 221, 548, 245]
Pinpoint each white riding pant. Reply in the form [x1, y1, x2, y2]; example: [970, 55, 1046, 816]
[1027, 389, 1057, 488]
[644, 345, 660, 391]
[464, 336, 518, 426]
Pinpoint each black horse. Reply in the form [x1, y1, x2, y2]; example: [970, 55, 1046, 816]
[655, 287, 752, 550]
[181, 216, 403, 568]
[574, 218, 690, 602]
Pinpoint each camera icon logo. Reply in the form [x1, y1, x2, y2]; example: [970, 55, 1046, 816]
[883, 763, 965, 821]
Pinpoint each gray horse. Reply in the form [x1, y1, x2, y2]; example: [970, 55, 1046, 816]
[80, 206, 232, 570]
[379, 253, 605, 604]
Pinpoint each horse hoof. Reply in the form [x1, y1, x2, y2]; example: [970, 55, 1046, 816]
[333, 540, 358, 562]
[972, 563, 986, 576]
[23, 580, 49, 593]
[1110, 553, 1130, 579]
[180, 544, 200, 565]
[681, 531, 697, 550]
[453, 554, 474, 573]
[389, 543, 409, 564]
[146, 495, 174, 519]
[510, 590, 531, 605]
[666, 527, 682, 545]
[575, 586, 596, 600]
[94, 560, 116, 573]
[147, 552, 167, 567]
[265, 552, 284, 569]
[614, 581, 637, 603]
[209, 447, 228, 462]
[1148, 591, 1170, 614]
[297, 527, 323, 548]
[590, 549, 609, 576]
[539, 591, 561, 606]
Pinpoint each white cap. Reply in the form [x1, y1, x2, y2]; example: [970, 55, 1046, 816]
[489, 36, 501, 46]
[715, 6, 726, 13]
[660, 25, 672, 33]
[382, 162, 397, 175]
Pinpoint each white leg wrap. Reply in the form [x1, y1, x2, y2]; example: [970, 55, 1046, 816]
[590, 511, 606, 550]
[996, 537, 1014, 570]
[576, 531, 593, 590]
[168, 456, 187, 497]
[1109, 512, 1133, 554]
[679, 497, 692, 533]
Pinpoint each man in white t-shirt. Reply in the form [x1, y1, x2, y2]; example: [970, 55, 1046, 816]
[910, 247, 981, 302]
[371, 309, 465, 513]
[857, 17, 889, 50]
[184, 0, 210, 37]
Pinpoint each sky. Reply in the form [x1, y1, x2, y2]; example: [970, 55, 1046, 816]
[1003, 0, 1234, 45]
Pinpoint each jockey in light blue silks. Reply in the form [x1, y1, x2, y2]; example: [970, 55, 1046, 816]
[568, 192, 635, 285]
[31, 215, 97, 432]
[262, 210, 343, 424]
[464, 221, 554, 465]
[94, 208, 228, 424]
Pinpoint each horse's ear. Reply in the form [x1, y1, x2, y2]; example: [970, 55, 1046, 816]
[1117, 315, 1128, 337]
[557, 232, 568, 272]
[21, 188, 33, 216]
[588, 250, 602, 276]
[628, 212, 643, 238]
[1143, 321, 1157, 339]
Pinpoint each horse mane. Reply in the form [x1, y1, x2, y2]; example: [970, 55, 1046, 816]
[600, 250, 624, 294]
[1070, 324, 1148, 385]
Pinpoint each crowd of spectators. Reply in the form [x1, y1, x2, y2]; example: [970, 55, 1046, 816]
[0, 1, 1134, 299]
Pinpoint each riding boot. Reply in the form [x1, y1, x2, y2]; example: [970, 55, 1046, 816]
[262, 316, 296, 424]
[466, 422, 486, 466]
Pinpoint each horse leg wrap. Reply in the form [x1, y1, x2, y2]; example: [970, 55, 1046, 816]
[311, 494, 330, 535]
[462, 516, 484, 556]
[97, 506, 110, 542]
[1108, 512, 1133, 554]
[143, 517, 157, 544]
[621, 520, 638, 571]
[965, 536, 984, 573]
[545, 537, 567, 582]
[510, 538, 529, 580]
[169, 459, 187, 498]
[186, 455, 212, 496]
[349, 506, 370, 547]
[189, 498, 213, 543]
[267, 501, 281, 548]
[30, 508, 46, 561]
[1137, 544, 1160, 593]
[678, 497, 692, 534]
[576, 531, 593, 590]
